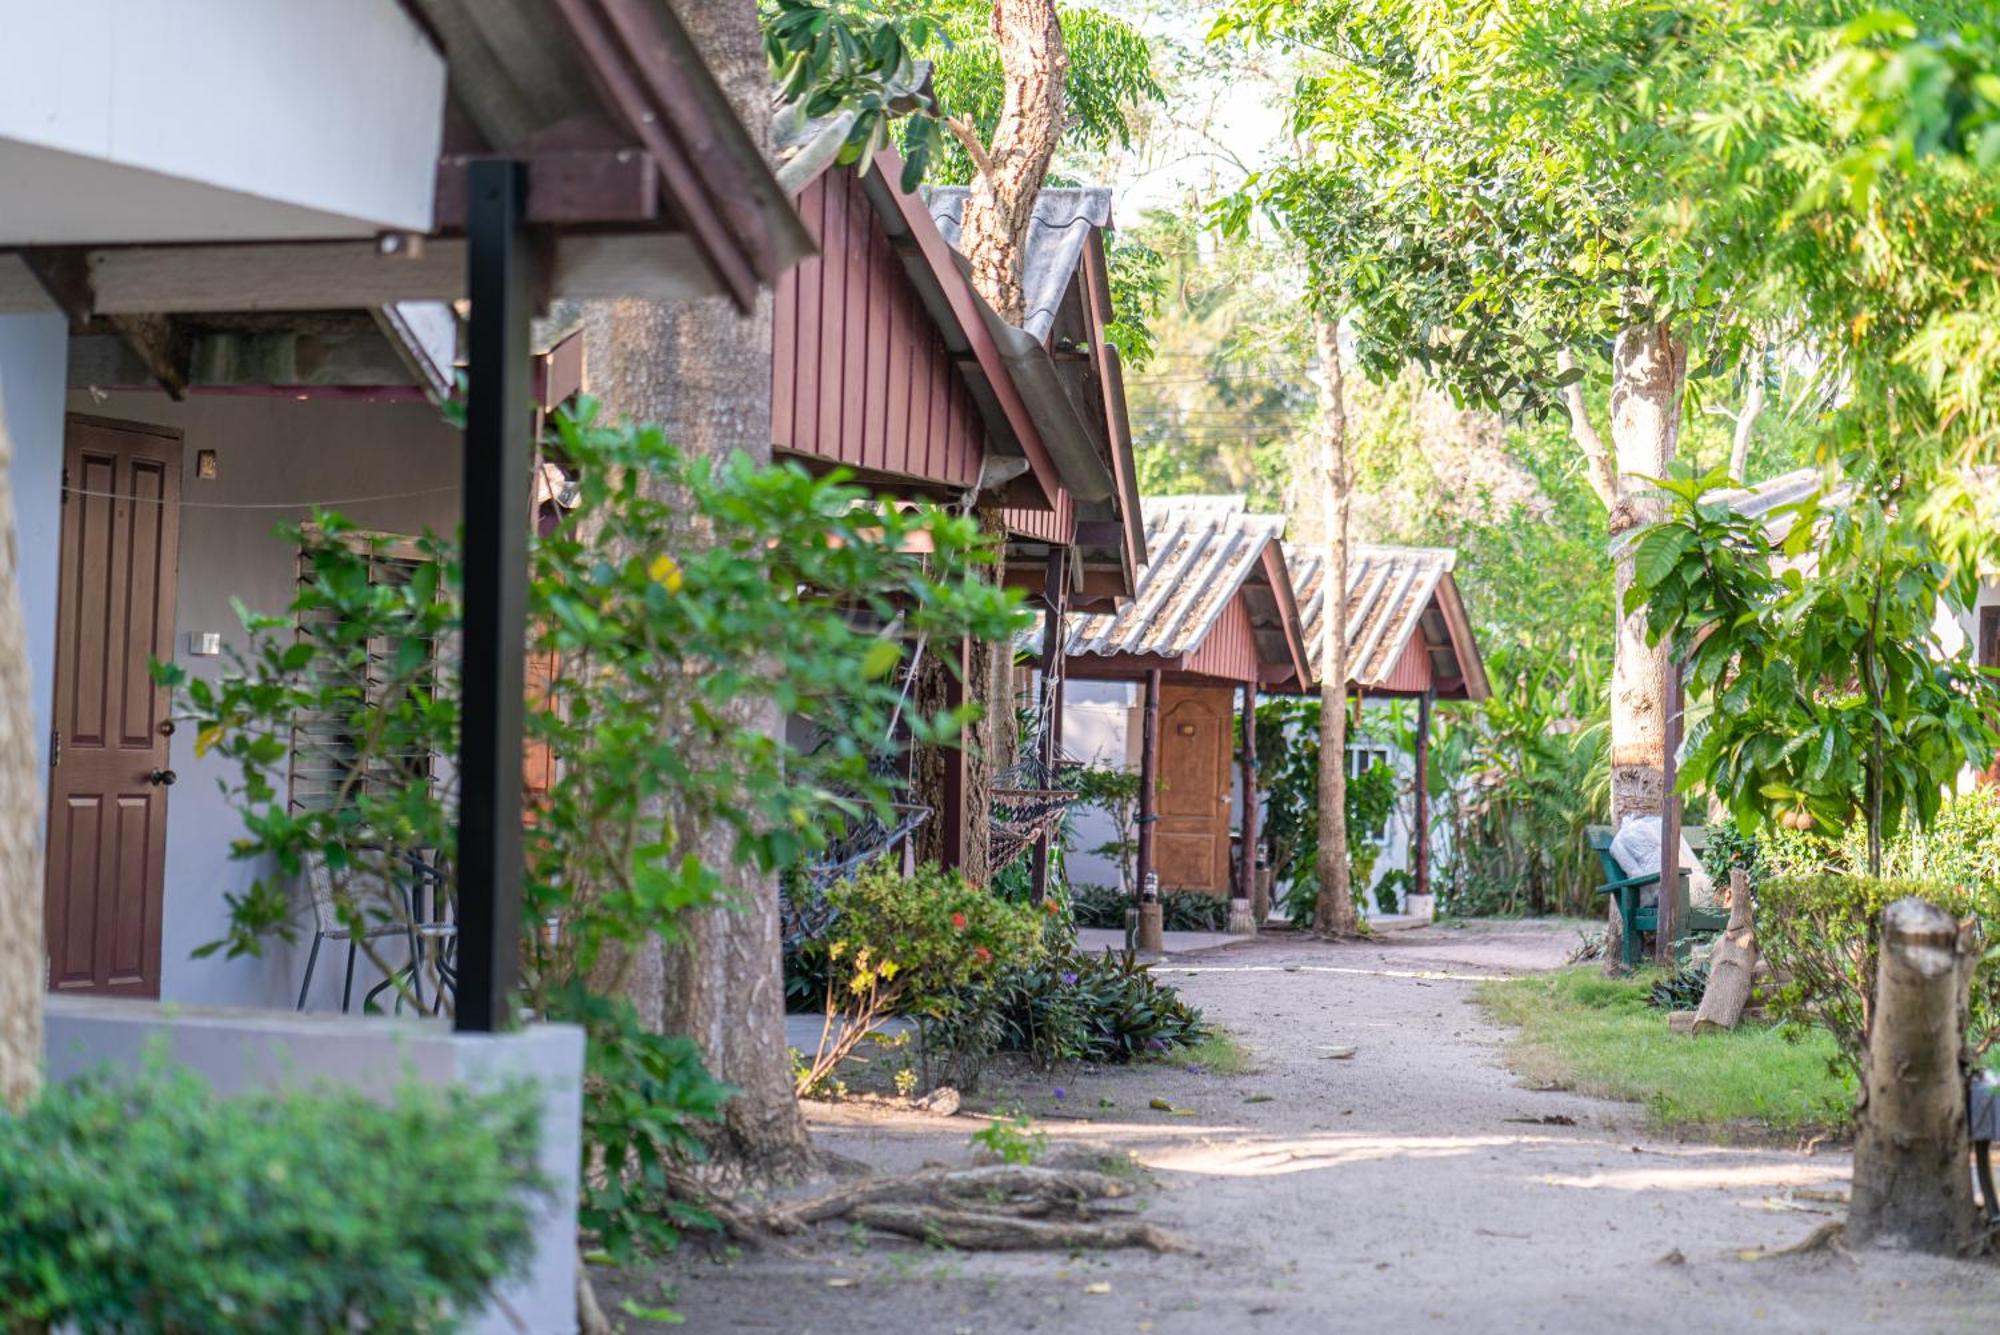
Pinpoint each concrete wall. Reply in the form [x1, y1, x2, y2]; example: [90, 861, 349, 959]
[27, 390, 462, 1009]
[45, 998, 583, 1335]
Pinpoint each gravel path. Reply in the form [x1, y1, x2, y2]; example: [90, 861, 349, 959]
[615, 921, 2000, 1333]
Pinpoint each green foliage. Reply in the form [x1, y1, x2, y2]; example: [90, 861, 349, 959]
[1069, 883, 1227, 933]
[1647, 962, 1712, 1013]
[1066, 881, 1129, 930]
[1067, 763, 1143, 893]
[1757, 872, 2000, 1083]
[763, 0, 950, 192]
[0, 1063, 539, 1333]
[1479, 967, 1852, 1137]
[1420, 644, 1610, 919]
[165, 401, 1025, 1259]
[1625, 464, 1999, 862]
[931, 946, 1209, 1070]
[969, 1109, 1047, 1165]
[1253, 698, 1400, 925]
[1373, 868, 1414, 915]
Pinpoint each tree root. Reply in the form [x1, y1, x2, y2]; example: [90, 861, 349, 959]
[1736, 1221, 1849, 1262]
[851, 1203, 1185, 1252]
[760, 1164, 1132, 1234]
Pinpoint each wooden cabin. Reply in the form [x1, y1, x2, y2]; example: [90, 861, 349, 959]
[1064, 501, 1311, 898]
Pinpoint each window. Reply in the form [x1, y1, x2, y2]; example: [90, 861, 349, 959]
[287, 531, 441, 814]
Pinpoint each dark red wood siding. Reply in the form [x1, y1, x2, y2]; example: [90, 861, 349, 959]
[1184, 594, 1262, 683]
[773, 169, 984, 491]
[1003, 489, 1073, 545]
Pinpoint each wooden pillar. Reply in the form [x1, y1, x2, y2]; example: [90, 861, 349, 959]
[1135, 669, 1162, 903]
[1238, 682, 1258, 902]
[455, 159, 531, 1034]
[1657, 660, 1684, 965]
[1413, 689, 1432, 901]
[1030, 548, 1068, 903]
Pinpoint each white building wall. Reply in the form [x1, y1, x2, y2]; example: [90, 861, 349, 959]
[0, 314, 69, 778]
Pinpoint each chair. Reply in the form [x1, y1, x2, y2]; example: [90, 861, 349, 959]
[1585, 825, 1730, 968]
[296, 851, 423, 1013]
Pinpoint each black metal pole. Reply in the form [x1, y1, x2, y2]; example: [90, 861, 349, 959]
[455, 159, 532, 1033]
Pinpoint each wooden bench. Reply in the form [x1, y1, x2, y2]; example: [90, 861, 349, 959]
[1585, 824, 1731, 968]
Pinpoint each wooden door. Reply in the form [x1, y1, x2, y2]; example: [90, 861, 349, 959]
[1154, 683, 1234, 893]
[45, 416, 182, 997]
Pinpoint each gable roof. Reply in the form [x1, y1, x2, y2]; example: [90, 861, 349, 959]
[923, 187, 1114, 345]
[1066, 498, 1308, 683]
[1285, 544, 1490, 701]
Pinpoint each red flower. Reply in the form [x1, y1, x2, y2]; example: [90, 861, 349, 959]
[973, 946, 992, 964]
[950, 912, 967, 930]
[1042, 898, 1059, 914]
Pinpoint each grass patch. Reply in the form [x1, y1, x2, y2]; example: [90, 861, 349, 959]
[1478, 967, 1853, 1140]
[1164, 1029, 1254, 1075]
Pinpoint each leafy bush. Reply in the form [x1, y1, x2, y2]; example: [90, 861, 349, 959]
[168, 401, 1024, 1253]
[1757, 873, 1999, 1081]
[1646, 961, 1711, 1012]
[1374, 868, 1416, 914]
[932, 946, 1208, 1071]
[1161, 889, 1229, 932]
[794, 862, 1046, 1093]
[0, 1064, 540, 1333]
[1253, 699, 1404, 926]
[1068, 881, 1129, 929]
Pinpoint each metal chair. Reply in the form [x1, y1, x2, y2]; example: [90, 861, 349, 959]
[295, 851, 422, 1013]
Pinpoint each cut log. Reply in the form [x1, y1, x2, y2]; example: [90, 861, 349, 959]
[850, 1203, 1185, 1252]
[1692, 868, 1757, 1034]
[1847, 897, 1982, 1253]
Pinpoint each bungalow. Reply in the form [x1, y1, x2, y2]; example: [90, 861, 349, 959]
[0, 4, 804, 1329]
[764, 155, 1142, 880]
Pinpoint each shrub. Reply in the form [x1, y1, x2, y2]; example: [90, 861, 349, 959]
[0, 1064, 540, 1333]
[1374, 868, 1416, 914]
[1068, 882, 1128, 929]
[1066, 883, 1227, 932]
[1646, 961, 1710, 1012]
[794, 862, 1046, 1093]
[1756, 873, 1999, 1081]
[932, 946, 1209, 1071]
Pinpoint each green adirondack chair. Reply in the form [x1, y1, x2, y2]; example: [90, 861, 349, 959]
[1585, 825, 1730, 967]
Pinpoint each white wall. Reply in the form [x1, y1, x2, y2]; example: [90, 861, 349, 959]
[41, 391, 462, 1009]
[0, 0, 445, 243]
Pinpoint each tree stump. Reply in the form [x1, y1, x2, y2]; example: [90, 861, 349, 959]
[1847, 897, 1981, 1253]
[1692, 868, 1756, 1034]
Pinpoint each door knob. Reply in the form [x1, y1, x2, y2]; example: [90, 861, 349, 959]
[148, 768, 177, 787]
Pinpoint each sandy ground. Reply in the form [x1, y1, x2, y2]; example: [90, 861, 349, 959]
[610, 920, 2000, 1333]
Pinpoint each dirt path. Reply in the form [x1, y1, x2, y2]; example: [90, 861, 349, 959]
[615, 922, 2000, 1332]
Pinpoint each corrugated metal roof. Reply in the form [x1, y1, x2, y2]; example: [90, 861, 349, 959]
[1288, 544, 1458, 690]
[1067, 500, 1285, 660]
[923, 187, 1114, 345]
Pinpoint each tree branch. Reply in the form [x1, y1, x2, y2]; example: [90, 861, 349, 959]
[944, 116, 995, 179]
[1556, 349, 1620, 507]
[1729, 349, 1767, 485]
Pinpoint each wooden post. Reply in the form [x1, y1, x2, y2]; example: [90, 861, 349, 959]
[1657, 660, 1683, 966]
[1232, 680, 1259, 933]
[1029, 548, 1067, 904]
[454, 159, 531, 1034]
[1136, 669, 1161, 906]
[1413, 689, 1431, 901]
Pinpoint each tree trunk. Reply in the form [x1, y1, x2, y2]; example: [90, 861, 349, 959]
[1313, 315, 1355, 936]
[1604, 321, 1683, 970]
[575, 0, 813, 1189]
[1848, 898, 1982, 1253]
[0, 385, 43, 1112]
[956, 0, 1067, 326]
[1727, 347, 1765, 485]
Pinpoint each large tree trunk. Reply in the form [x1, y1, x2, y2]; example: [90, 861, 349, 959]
[957, 0, 1067, 326]
[1848, 898, 1982, 1253]
[575, 0, 813, 1189]
[0, 387, 43, 1111]
[1604, 322, 1683, 969]
[1313, 316, 1355, 936]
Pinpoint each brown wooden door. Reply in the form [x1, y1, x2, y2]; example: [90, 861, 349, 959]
[45, 416, 182, 997]
[1154, 683, 1234, 893]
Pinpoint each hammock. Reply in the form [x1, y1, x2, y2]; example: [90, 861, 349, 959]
[782, 801, 932, 947]
[988, 754, 1082, 873]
